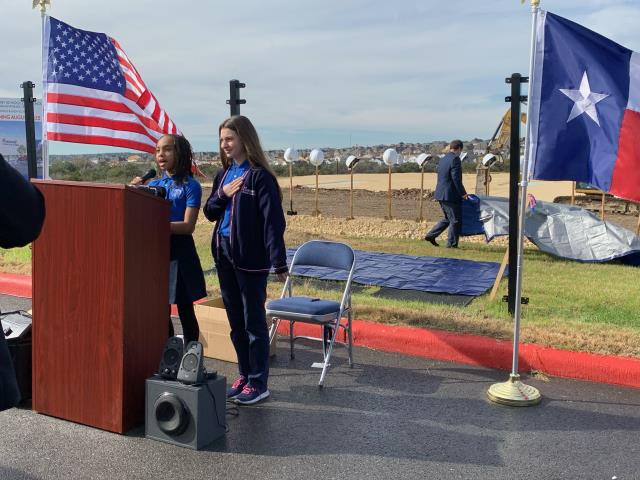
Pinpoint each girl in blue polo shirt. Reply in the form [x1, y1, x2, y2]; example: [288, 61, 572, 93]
[132, 134, 207, 345]
[204, 115, 288, 405]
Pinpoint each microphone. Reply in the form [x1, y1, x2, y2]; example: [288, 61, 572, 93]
[139, 168, 157, 184]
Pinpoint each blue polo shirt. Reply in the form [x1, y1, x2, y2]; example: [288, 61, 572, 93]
[219, 160, 250, 237]
[149, 173, 202, 222]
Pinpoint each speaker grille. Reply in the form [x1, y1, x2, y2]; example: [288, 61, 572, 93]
[183, 353, 198, 370]
[163, 348, 180, 365]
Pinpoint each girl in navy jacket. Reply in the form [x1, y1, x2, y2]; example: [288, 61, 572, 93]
[204, 115, 287, 405]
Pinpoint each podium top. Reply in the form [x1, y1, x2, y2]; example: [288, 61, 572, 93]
[31, 179, 169, 204]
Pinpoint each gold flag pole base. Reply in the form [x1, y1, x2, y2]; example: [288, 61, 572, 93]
[487, 373, 541, 407]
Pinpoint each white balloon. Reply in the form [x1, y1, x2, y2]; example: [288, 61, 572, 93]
[284, 147, 299, 163]
[382, 148, 398, 166]
[309, 149, 325, 166]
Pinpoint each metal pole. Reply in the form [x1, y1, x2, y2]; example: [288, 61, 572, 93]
[487, 0, 541, 407]
[507, 73, 523, 316]
[227, 79, 246, 116]
[21, 81, 38, 179]
[39, 3, 49, 178]
[510, 0, 540, 378]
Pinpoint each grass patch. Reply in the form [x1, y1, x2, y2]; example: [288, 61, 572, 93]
[0, 246, 32, 275]
[3, 216, 639, 357]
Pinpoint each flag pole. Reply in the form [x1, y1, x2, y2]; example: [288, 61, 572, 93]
[487, 0, 542, 406]
[34, 0, 50, 178]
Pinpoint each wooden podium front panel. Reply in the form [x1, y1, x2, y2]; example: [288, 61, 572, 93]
[32, 181, 169, 433]
[122, 187, 170, 430]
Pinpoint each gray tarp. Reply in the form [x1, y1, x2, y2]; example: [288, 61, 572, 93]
[478, 196, 640, 263]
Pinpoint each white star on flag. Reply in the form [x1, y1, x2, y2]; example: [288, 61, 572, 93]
[559, 71, 609, 126]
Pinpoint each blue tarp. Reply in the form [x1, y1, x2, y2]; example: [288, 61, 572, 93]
[287, 248, 504, 297]
[461, 195, 486, 236]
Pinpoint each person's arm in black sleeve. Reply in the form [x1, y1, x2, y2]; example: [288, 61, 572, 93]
[450, 156, 467, 198]
[203, 169, 229, 222]
[0, 154, 46, 411]
[256, 170, 288, 275]
[0, 154, 46, 248]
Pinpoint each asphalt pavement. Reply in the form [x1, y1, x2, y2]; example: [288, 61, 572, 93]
[1, 293, 639, 480]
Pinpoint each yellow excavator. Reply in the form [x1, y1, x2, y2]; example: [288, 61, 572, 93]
[475, 108, 526, 195]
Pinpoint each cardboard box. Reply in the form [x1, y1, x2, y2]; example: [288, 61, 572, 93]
[195, 297, 276, 363]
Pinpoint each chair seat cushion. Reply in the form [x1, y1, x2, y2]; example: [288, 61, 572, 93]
[266, 296, 340, 316]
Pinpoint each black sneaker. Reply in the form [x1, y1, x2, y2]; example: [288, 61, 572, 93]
[424, 236, 439, 247]
[226, 376, 247, 399]
[234, 385, 270, 405]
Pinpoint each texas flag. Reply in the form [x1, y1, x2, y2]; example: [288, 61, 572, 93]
[528, 10, 640, 202]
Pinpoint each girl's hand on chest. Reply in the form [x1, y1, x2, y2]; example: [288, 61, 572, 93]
[223, 177, 243, 197]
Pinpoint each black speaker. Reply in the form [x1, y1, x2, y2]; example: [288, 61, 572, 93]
[158, 336, 184, 380]
[145, 375, 226, 449]
[177, 341, 205, 385]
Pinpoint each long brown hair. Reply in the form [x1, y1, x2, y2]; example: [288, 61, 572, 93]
[218, 115, 282, 198]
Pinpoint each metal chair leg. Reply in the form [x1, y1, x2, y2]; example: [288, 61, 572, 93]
[347, 312, 353, 368]
[322, 324, 332, 361]
[318, 319, 340, 387]
[269, 318, 280, 345]
[289, 320, 295, 359]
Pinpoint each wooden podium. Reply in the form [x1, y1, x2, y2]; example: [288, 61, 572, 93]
[31, 180, 170, 433]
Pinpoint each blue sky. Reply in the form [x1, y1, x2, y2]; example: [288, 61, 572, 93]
[1, 0, 639, 154]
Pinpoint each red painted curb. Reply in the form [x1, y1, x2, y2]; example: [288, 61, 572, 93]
[3, 272, 639, 389]
[276, 321, 640, 390]
[0, 273, 32, 298]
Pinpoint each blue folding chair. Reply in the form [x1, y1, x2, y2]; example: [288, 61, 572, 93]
[266, 240, 356, 387]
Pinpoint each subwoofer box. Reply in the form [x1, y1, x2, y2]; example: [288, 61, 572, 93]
[145, 375, 226, 450]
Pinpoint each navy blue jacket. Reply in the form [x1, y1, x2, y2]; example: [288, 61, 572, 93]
[433, 152, 467, 203]
[204, 166, 288, 274]
[0, 155, 45, 249]
[1, 154, 46, 411]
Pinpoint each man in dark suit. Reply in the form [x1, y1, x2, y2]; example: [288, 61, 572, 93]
[424, 139, 468, 248]
[0, 154, 45, 411]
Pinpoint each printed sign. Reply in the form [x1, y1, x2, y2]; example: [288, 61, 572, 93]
[0, 97, 43, 178]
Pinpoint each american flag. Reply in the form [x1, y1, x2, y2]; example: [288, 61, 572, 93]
[44, 16, 179, 153]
